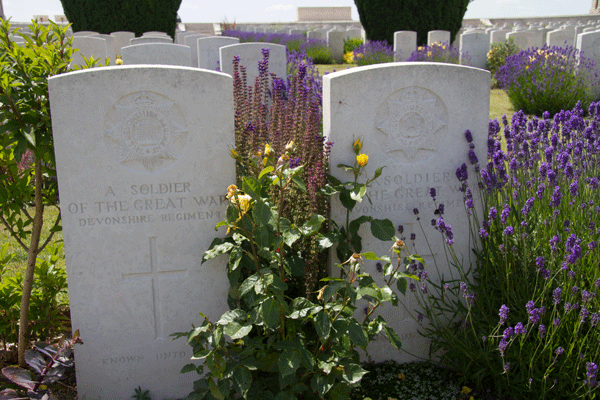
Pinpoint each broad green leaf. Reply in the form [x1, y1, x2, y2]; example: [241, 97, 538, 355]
[258, 166, 274, 180]
[217, 309, 246, 325]
[370, 218, 395, 241]
[339, 188, 356, 211]
[396, 277, 407, 295]
[350, 184, 367, 202]
[322, 280, 345, 303]
[329, 382, 352, 400]
[372, 166, 385, 180]
[242, 176, 262, 200]
[311, 375, 334, 397]
[287, 254, 305, 277]
[206, 353, 225, 379]
[260, 297, 281, 329]
[232, 367, 252, 396]
[383, 325, 402, 351]
[299, 214, 325, 236]
[341, 363, 368, 384]
[278, 348, 301, 378]
[252, 200, 271, 226]
[208, 378, 225, 400]
[180, 363, 197, 374]
[239, 275, 260, 296]
[347, 321, 368, 348]
[317, 233, 336, 250]
[298, 346, 315, 370]
[361, 252, 384, 261]
[223, 322, 252, 340]
[202, 239, 234, 263]
[348, 215, 372, 236]
[314, 310, 331, 339]
[226, 204, 239, 224]
[292, 175, 306, 192]
[320, 184, 339, 195]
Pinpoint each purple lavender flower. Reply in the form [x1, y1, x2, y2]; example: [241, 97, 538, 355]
[515, 322, 526, 335]
[479, 228, 489, 238]
[553, 287, 562, 305]
[498, 338, 508, 357]
[460, 282, 468, 294]
[499, 304, 510, 325]
[501, 204, 510, 224]
[539, 324, 547, 338]
[397, 225, 404, 234]
[521, 197, 535, 217]
[409, 282, 416, 292]
[468, 149, 478, 165]
[555, 347, 565, 356]
[550, 185, 562, 207]
[489, 207, 498, 221]
[465, 129, 473, 142]
[455, 163, 468, 182]
[503, 326, 514, 339]
[503, 226, 514, 236]
[375, 262, 383, 273]
[410, 233, 416, 241]
[591, 313, 600, 327]
[429, 187, 436, 200]
[581, 307, 589, 323]
[536, 256, 545, 271]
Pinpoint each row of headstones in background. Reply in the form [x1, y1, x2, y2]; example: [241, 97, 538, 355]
[48, 58, 490, 400]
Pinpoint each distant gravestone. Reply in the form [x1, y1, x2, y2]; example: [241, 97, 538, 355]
[130, 36, 173, 45]
[344, 28, 362, 41]
[184, 33, 210, 67]
[219, 42, 287, 84]
[506, 30, 536, 49]
[143, 31, 169, 37]
[48, 65, 234, 400]
[324, 62, 490, 363]
[577, 31, 600, 72]
[490, 29, 509, 44]
[121, 43, 191, 67]
[91, 34, 117, 61]
[459, 31, 490, 68]
[73, 31, 99, 37]
[547, 29, 576, 47]
[71, 36, 108, 67]
[327, 30, 345, 63]
[307, 28, 328, 41]
[111, 31, 135, 56]
[427, 30, 450, 45]
[197, 36, 240, 70]
[394, 31, 417, 62]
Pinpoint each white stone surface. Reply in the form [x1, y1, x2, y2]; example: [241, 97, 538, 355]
[459, 31, 490, 68]
[184, 33, 210, 67]
[506, 31, 536, 49]
[73, 30, 99, 37]
[131, 36, 173, 45]
[48, 65, 234, 400]
[324, 62, 490, 363]
[197, 36, 239, 71]
[71, 36, 108, 67]
[121, 43, 192, 67]
[394, 31, 416, 61]
[219, 42, 287, 84]
[578, 31, 600, 70]
[110, 31, 135, 57]
[307, 28, 328, 42]
[427, 30, 450, 45]
[327, 30, 345, 63]
[547, 29, 576, 47]
[91, 34, 117, 61]
[490, 29, 509, 44]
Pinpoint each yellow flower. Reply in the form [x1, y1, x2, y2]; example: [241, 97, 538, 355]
[352, 138, 362, 153]
[285, 140, 294, 151]
[226, 184, 238, 199]
[232, 194, 252, 214]
[342, 51, 355, 64]
[461, 386, 472, 394]
[264, 143, 273, 157]
[397, 373, 406, 381]
[356, 153, 368, 167]
[115, 57, 123, 65]
[230, 149, 239, 159]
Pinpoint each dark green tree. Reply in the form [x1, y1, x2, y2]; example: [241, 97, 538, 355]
[59, 0, 182, 38]
[355, 0, 471, 46]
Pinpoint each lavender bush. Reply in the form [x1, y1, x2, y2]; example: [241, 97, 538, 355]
[352, 40, 394, 66]
[404, 103, 600, 399]
[406, 41, 466, 64]
[496, 45, 600, 116]
[232, 49, 330, 298]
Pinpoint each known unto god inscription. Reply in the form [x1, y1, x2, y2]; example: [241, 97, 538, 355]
[324, 62, 490, 363]
[48, 66, 234, 400]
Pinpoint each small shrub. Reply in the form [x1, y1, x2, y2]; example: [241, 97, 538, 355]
[406, 41, 465, 64]
[496, 45, 600, 116]
[299, 39, 335, 64]
[343, 37, 363, 53]
[486, 37, 520, 88]
[352, 40, 394, 66]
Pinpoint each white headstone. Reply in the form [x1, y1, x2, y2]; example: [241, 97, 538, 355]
[577, 31, 600, 71]
[48, 65, 234, 400]
[197, 36, 240, 71]
[506, 31, 536, 49]
[143, 31, 169, 37]
[344, 28, 362, 40]
[183, 33, 210, 68]
[547, 29, 576, 47]
[91, 34, 117, 61]
[459, 31, 490, 68]
[111, 31, 135, 56]
[393, 31, 416, 62]
[73, 31, 99, 37]
[327, 30, 345, 63]
[324, 62, 490, 363]
[219, 42, 287, 84]
[427, 30, 451, 46]
[71, 36, 108, 67]
[130, 36, 173, 45]
[307, 28, 328, 42]
[121, 43, 192, 67]
[490, 29, 509, 44]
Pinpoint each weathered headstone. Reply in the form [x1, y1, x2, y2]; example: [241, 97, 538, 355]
[73, 30, 99, 37]
[547, 29, 576, 47]
[71, 36, 108, 67]
[130, 36, 173, 45]
[219, 42, 287, 83]
[111, 31, 135, 56]
[577, 31, 600, 73]
[324, 62, 490, 363]
[394, 31, 417, 62]
[490, 29, 509, 44]
[183, 33, 210, 67]
[121, 43, 192, 67]
[197, 36, 240, 70]
[48, 65, 234, 400]
[327, 30, 345, 63]
[427, 30, 450, 46]
[91, 34, 117, 61]
[307, 28, 328, 41]
[459, 31, 490, 68]
[506, 30, 536, 49]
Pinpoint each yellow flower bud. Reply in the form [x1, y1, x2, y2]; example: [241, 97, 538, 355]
[352, 138, 362, 153]
[116, 58, 123, 65]
[226, 184, 237, 199]
[356, 153, 368, 167]
[264, 143, 273, 157]
[285, 140, 294, 151]
[230, 149, 239, 159]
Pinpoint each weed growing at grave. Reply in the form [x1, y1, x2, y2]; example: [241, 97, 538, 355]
[496, 44, 600, 116]
[352, 40, 394, 66]
[486, 37, 520, 89]
[232, 48, 327, 298]
[403, 104, 600, 399]
[175, 141, 418, 399]
[131, 386, 152, 400]
[0, 19, 74, 367]
[406, 41, 465, 64]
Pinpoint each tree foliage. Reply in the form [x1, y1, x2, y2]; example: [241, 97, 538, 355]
[59, 0, 182, 38]
[354, 0, 470, 46]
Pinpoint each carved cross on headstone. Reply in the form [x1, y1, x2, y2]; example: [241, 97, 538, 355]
[122, 237, 188, 340]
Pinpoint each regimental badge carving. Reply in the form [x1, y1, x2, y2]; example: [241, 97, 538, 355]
[104, 91, 188, 173]
[375, 87, 448, 164]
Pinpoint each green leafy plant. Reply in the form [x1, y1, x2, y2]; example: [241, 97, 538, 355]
[0, 330, 82, 400]
[174, 141, 417, 399]
[343, 38, 363, 54]
[486, 38, 520, 89]
[131, 386, 152, 400]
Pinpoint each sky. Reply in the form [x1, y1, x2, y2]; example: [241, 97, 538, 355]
[3, 0, 593, 24]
